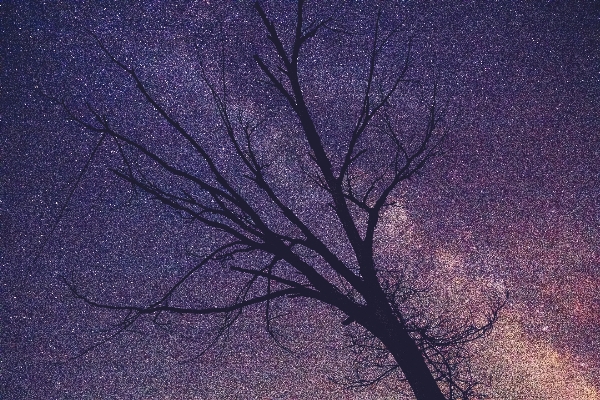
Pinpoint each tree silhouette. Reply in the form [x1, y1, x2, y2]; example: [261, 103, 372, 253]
[61, 2, 506, 399]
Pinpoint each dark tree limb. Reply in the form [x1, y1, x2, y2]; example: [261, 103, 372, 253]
[60, 3, 503, 400]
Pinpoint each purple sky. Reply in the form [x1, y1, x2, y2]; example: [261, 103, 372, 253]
[2, 1, 600, 398]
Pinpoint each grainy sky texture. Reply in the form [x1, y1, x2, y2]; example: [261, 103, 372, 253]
[2, 1, 600, 399]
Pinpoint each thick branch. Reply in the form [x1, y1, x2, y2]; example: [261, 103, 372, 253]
[254, 2, 372, 284]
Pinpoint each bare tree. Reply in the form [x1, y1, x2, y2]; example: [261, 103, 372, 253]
[60, 2, 505, 399]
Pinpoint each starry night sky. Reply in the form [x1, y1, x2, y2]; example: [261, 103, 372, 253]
[2, 0, 600, 399]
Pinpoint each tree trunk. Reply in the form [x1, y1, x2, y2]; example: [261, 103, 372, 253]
[361, 305, 446, 400]
[382, 325, 446, 400]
